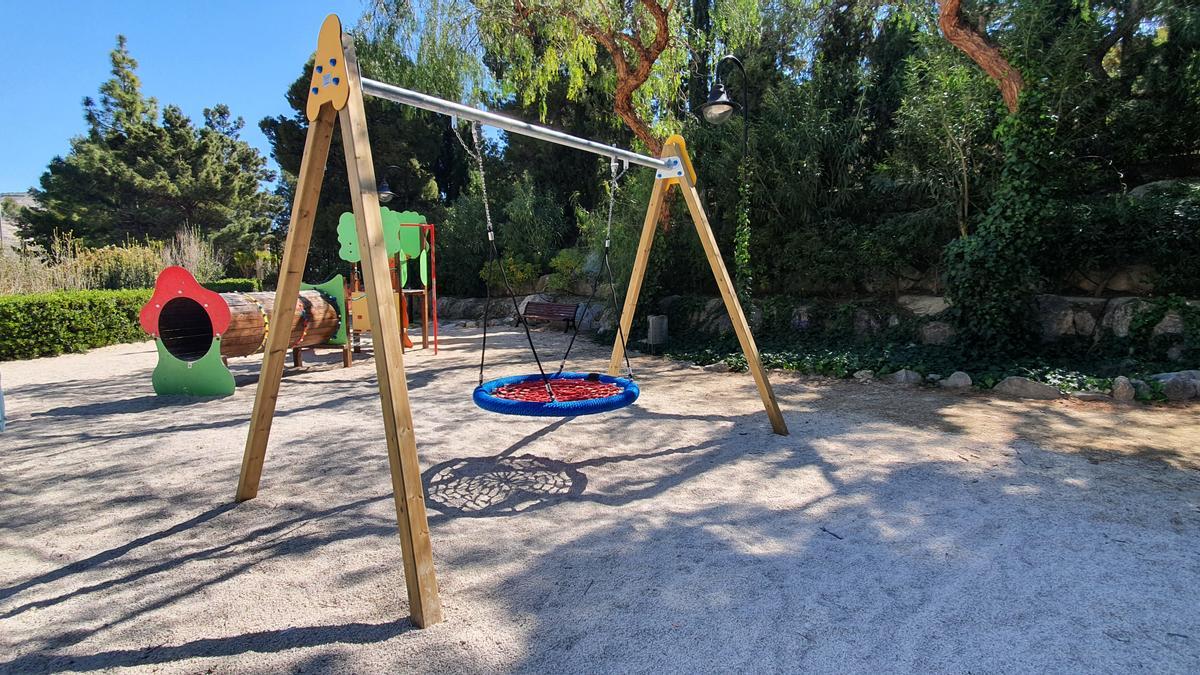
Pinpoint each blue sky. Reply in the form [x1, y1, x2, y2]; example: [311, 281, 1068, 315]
[0, 0, 367, 192]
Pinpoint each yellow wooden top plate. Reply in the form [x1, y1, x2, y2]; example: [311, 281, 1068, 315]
[305, 15, 351, 121]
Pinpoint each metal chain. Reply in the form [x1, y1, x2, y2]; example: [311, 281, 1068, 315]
[452, 119, 555, 398]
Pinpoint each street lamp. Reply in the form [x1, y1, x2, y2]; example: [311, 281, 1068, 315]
[697, 55, 748, 159]
[376, 164, 403, 203]
[698, 54, 753, 299]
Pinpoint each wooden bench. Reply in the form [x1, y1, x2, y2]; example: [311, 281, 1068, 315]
[518, 301, 579, 332]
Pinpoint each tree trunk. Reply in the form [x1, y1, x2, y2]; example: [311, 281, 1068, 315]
[938, 0, 1024, 113]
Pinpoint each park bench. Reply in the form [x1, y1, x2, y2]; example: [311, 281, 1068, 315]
[518, 301, 579, 332]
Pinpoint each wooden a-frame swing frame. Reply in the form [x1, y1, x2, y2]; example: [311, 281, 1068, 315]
[235, 14, 787, 630]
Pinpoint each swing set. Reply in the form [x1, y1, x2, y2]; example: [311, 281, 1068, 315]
[236, 15, 787, 628]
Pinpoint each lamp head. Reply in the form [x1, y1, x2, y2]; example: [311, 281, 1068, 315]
[698, 82, 737, 125]
[376, 179, 395, 203]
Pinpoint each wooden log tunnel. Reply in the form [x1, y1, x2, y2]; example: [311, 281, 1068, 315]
[139, 266, 348, 396]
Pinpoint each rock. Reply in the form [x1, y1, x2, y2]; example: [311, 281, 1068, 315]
[1111, 376, 1136, 402]
[1148, 370, 1200, 383]
[1167, 344, 1186, 362]
[1152, 311, 1186, 337]
[1105, 265, 1156, 294]
[702, 362, 731, 373]
[993, 376, 1063, 400]
[1036, 295, 1076, 340]
[853, 369, 874, 380]
[897, 295, 949, 317]
[1162, 376, 1198, 401]
[1072, 391, 1112, 401]
[940, 371, 972, 389]
[1073, 309, 1097, 337]
[926, 373, 942, 382]
[888, 369, 923, 385]
[919, 321, 956, 346]
[1130, 378, 1150, 399]
[1129, 178, 1198, 198]
[535, 274, 552, 293]
[1099, 297, 1154, 338]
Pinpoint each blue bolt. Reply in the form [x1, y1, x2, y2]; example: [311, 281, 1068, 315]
[329, 58, 337, 66]
[332, 77, 340, 86]
[316, 65, 323, 73]
[312, 87, 319, 95]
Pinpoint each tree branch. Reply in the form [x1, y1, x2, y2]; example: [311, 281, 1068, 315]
[938, 0, 1024, 113]
[1089, 0, 1143, 82]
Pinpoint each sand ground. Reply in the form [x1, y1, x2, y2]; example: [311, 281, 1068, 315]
[1, 326, 1198, 673]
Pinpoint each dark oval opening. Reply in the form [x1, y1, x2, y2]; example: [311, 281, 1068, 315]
[158, 297, 214, 362]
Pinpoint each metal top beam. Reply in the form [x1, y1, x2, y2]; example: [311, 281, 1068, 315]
[361, 78, 671, 171]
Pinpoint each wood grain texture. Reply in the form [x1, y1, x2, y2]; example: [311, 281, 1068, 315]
[338, 33, 443, 628]
[670, 139, 788, 436]
[607, 178, 668, 376]
[237, 109, 336, 502]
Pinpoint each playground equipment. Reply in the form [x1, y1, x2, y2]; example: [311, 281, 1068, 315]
[237, 15, 786, 628]
[139, 266, 347, 396]
[339, 207, 439, 356]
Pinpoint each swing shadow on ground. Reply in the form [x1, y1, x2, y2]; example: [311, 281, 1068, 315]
[4, 329, 1198, 672]
[4, 402, 1198, 672]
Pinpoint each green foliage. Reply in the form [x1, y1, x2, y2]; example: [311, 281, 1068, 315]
[733, 164, 753, 299]
[1044, 182, 1200, 296]
[206, 278, 261, 292]
[20, 37, 281, 261]
[0, 230, 223, 294]
[547, 247, 588, 293]
[0, 289, 151, 361]
[480, 255, 538, 291]
[944, 93, 1058, 353]
[499, 173, 569, 267]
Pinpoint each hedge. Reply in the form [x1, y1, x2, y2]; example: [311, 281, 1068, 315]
[207, 277, 261, 292]
[0, 289, 152, 361]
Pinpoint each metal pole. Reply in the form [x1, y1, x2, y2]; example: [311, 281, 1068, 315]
[360, 78, 671, 172]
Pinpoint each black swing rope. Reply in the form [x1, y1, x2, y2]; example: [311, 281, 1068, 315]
[555, 156, 634, 380]
[452, 119, 556, 400]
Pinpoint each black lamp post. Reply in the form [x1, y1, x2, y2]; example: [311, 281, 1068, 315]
[698, 55, 753, 299]
[376, 164, 403, 203]
[697, 55, 749, 159]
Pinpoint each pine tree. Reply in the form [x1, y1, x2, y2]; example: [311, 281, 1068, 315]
[20, 36, 282, 256]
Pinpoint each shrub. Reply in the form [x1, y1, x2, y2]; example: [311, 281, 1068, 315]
[546, 248, 588, 293]
[162, 227, 225, 283]
[0, 289, 152, 361]
[479, 255, 538, 292]
[206, 278, 261, 292]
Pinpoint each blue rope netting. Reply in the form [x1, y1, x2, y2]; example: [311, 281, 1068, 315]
[473, 372, 640, 417]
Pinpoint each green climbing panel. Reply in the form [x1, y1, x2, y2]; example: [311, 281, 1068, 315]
[151, 338, 235, 397]
[337, 208, 426, 263]
[301, 274, 348, 345]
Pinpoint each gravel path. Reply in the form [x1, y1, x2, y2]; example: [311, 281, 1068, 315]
[1, 326, 1198, 673]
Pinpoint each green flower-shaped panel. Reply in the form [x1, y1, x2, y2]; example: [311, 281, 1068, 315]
[337, 208, 425, 263]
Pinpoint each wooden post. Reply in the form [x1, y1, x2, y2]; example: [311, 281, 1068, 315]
[608, 136, 788, 436]
[236, 14, 442, 629]
[237, 109, 336, 500]
[607, 178, 668, 375]
[337, 31, 442, 627]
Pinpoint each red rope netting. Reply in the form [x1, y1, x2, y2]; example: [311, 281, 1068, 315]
[492, 379, 623, 403]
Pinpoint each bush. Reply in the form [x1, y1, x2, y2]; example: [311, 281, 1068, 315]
[206, 278, 261, 292]
[546, 248, 588, 293]
[0, 289, 152, 361]
[479, 255, 538, 291]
